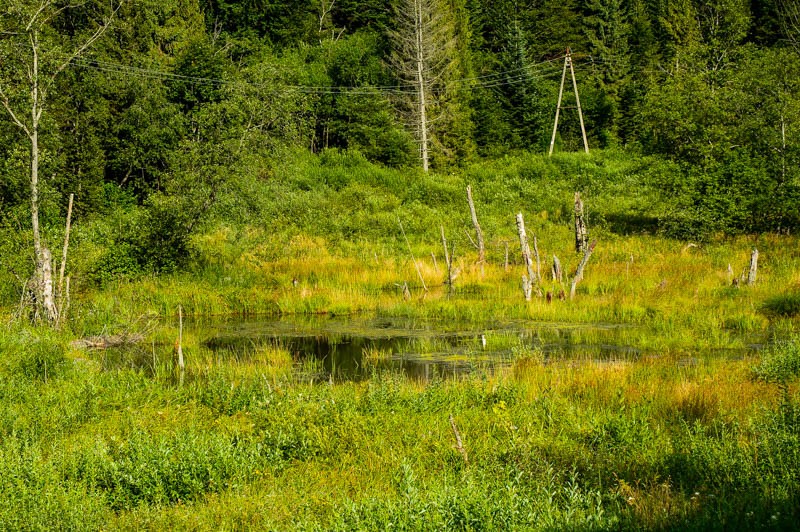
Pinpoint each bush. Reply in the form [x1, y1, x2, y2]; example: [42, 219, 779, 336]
[0, 330, 69, 383]
[753, 336, 800, 383]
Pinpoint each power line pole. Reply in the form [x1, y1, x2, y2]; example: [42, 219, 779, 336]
[549, 47, 589, 156]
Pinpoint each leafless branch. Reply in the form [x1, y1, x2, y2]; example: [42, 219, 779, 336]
[0, 84, 31, 136]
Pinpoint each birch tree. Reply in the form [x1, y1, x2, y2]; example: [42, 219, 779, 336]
[0, 0, 122, 322]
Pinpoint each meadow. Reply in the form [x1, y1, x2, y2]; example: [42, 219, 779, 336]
[1, 150, 799, 529]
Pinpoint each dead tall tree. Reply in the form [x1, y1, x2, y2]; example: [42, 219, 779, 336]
[389, 0, 458, 172]
[0, 0, 123, 323]
[552, 255, 563, 283]
[515, 213, 535, 283]
[574, 192, 588, 253]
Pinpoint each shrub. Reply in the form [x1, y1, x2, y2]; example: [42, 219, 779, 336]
[753, 336, 800, 383]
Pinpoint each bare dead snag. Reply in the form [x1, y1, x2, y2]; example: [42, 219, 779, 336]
[552, 255, 563, 283]
[57, 193, 73, 302]
[516, 213, 536, 284]
[522, 275, 532, 301]
[570, 240, 597, 299]
[574, 192, 588, 253]
[533, 235, 541, 281]
[33, 248, 57, 323]
[747, 249, 759, 286]
[466, 185, 485, 274]
[449, 413, 468, 465]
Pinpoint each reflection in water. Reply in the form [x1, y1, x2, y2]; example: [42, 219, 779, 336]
[97, 315, 762, 382]
[199, 315, 646, 381]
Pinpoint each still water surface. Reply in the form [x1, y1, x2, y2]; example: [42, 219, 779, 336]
[100, 315, 762, 381]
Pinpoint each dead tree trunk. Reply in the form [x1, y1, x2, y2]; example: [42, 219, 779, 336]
[747, 248, 759, 285]
[441, 226, 456, 292]
[516, 213, 540, 300]
[515, 213, 536, 283]
[176, 305, 185, 385]
[570, 240, 596, 299]
[33, 248, 57, 322]
[574, 192, 588, 253]
[466, 185, 485, 272]
[552, 255, 563, 283]
[521, 275, 533, 301]
[57, 193, 74, 302]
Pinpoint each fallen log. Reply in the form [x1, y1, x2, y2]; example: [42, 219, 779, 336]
[71, 332, 145, 350]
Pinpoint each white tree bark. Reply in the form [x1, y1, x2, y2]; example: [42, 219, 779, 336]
[0, 1, 122, 322]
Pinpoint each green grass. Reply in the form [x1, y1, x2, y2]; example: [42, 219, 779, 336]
[2, 149, 800, 529]
[0, 323, 799, 529]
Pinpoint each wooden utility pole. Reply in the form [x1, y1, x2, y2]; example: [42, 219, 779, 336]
[549, 48, 589, 156]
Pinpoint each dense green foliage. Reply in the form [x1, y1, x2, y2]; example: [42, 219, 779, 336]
[2, 0, 800, 273]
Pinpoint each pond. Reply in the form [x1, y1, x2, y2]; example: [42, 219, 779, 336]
[195, 315, 658, 381]
[98, 314, 764, 382]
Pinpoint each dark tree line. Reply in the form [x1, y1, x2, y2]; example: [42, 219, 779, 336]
[1, 0, 799, 287]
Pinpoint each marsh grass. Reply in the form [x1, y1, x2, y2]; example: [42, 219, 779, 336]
[72, 230, 796, 360]
[1, 319, 799, 529]
[2, 151, 800, 528]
